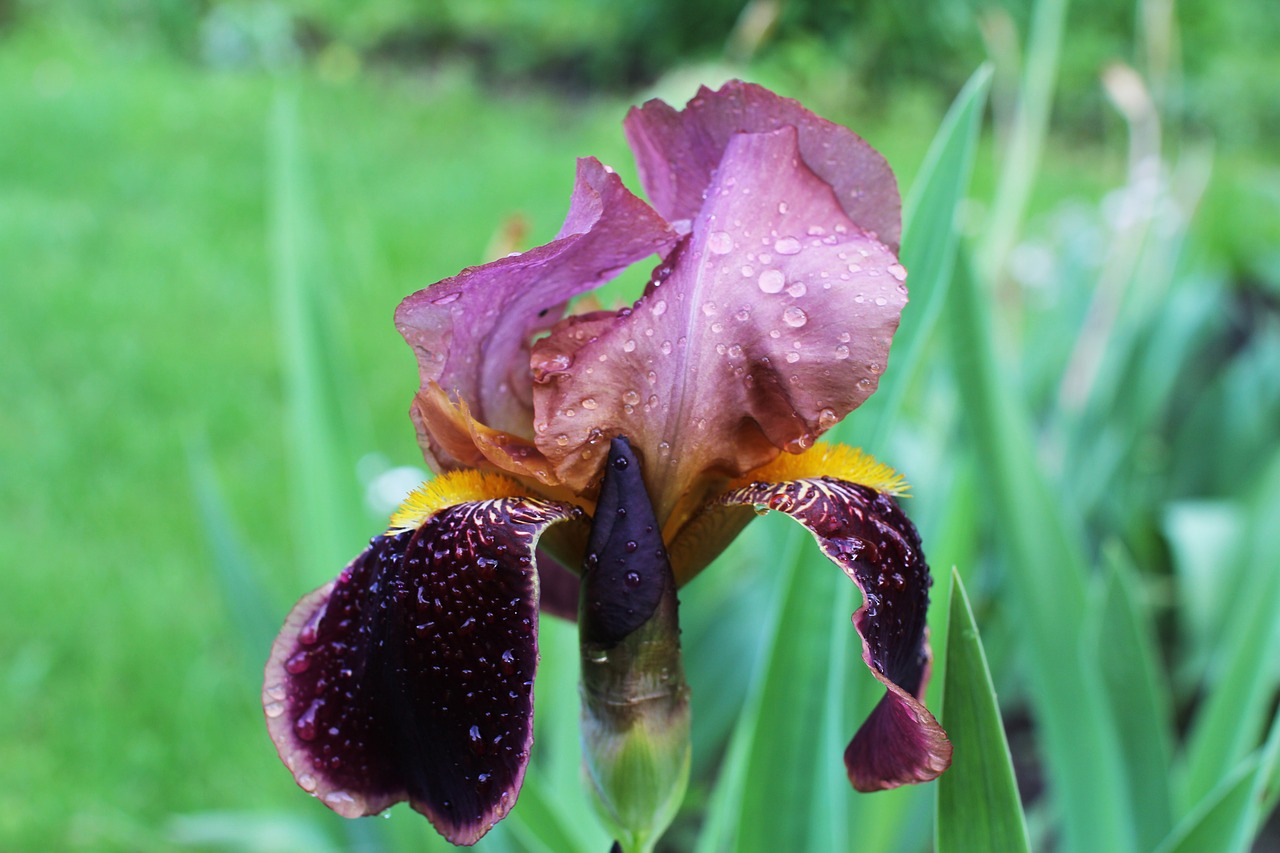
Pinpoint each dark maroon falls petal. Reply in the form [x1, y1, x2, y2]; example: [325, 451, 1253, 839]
[716, 476, 951, 790]
[263, 497, 582, 845]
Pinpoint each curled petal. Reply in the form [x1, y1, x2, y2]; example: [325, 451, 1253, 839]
[263, 489, 584, 844]
[715, 467, 951, 790]
[533, 127, 906, 525]
[625, 80, 901, 250]
[396, 157, 677, 470]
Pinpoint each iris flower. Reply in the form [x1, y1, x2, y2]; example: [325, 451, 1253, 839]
[263, 81, 951, 848]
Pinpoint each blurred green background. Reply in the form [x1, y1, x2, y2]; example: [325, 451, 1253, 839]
[2, 0, 1278, 851]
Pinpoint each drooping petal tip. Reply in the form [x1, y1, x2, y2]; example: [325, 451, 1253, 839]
[714, 469, 951, 790]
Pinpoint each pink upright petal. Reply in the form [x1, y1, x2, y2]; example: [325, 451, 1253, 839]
[396, 158, 677, 471]
[532, 127, 906, 524]
[625, 80, 901, 250]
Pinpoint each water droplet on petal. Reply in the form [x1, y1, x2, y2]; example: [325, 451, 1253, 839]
[786, 282, 807, 297]
[702, 301, 717, 316]
[783, 306, 808, 327]
[264, 701, 285, 718]
[581, 397, 598, 410]
[818, 407, 839, 428]
[623, 389, 640, 405]
[774, 237, 801, 255]
[777, 202, 789, 214]
[431, 291, 461, 305]
[875, 297, 888, 306]
[298, 773, 318, 792]
[707, 231, 734, 254]
[835, 344, 851, 360]
[728, 344, 744, 358]
[785, 351, 800, 363]
[758, 269, 785, 293]
[888, 262, 907, 281]
[624, 571, 642, 587]
[652, 299, 668, 316]
[623, 339, 637, 353]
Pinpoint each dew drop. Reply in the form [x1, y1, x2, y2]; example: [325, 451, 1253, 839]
[734, 307, 750, 321]
[431, 291, 461, 305]
[298, 772, 318, 792]
[758, 269, 785, 293]
[835, 344, 851, 360]
[556, 434, 569, 447]
[652, 299, 668, 317]
[741, 265, 754, 277]
[624, 571, 642, 588]
[264, 701, 285, 719]
[875, 297, 888, 306]
[612, 454, 629, 471]
[622, 389, 640, 405]
[702, 301, 718, 316]
[782, 306, 808, 327]
[774, 236, 802, 255]
[660, 340, 673, 355]
[624, 540, 638, 553]
[777, 201, 789, 214]
[728, 344, 744, 358]
[285, 652, 310, 675]
[888, 262, 907, 281]
[786, 281, 807, 298]
[707, 231, 734, 254]
[818, 407, 839, 428]
[785, 351, 801, 363]
[622, 339, 636, 352]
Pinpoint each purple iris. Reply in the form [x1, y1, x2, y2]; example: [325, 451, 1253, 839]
[263, 80, 951, 846]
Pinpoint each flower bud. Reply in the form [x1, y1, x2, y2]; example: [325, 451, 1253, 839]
[579, 437, 691, 853]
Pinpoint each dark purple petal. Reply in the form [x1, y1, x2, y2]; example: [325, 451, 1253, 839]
[533, 127, 906, 526]
[625, 80, 902, 250]
[580, 436, 673, 646]
[715, 476, 951, 790]
[263, 497, 582, 844]
[396, 158, 677, 472]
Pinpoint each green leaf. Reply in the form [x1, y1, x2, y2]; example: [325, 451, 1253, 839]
[936, 568, 1030, 853]
[1179, 452, 1280, 810]
[947, 249, 1136, 853]
[854, 64, 992, 450]
[1083, 544, 1176, 850]
[268, 88, 370, 582]
[1155, 758, 1262, 853]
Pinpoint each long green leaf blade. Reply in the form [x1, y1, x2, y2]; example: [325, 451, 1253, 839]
[936, 568, 1030, 853]
[947, 249, 1135, 853]
[857, 64, 991, 450]
[1085, 545, 1176, 849]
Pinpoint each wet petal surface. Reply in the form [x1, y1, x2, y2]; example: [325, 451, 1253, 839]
[625, 80, 901, 250]
[263, 497, 580, 844]
[716, 475, 951, 790]
[533, 127, 906, 524]
[396, 157, 677, 471]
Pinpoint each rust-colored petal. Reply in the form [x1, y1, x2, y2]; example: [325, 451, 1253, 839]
[625, 80, 901, 250]
[396, 157, 677, 470]
[532, 126, 907, 524]
[263, 492, 583, 844]
[714, 474, 951, 790]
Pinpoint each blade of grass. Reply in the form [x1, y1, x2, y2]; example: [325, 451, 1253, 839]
[186, 439, 280, 677]
[1084, 543, 1176, 850]
[947, 248, 1135, 853]
[855, 64, 992, 450]
[269, 88, 368, 582]
[979, 0, 1069, 282]
[936, 568, 1030, 853]
[1179, 451, 1280, 810]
